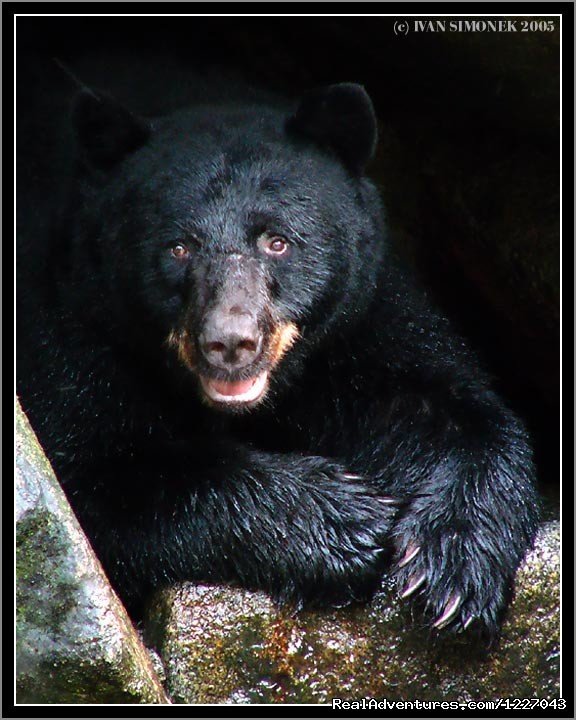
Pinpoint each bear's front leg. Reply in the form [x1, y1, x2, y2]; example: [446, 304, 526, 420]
[344, 392, 540, 638]
[71, 445, 397, 617]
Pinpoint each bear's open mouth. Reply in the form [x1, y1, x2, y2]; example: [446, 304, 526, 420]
[167, 321, 299, 409]
[199, 371, 269, 405]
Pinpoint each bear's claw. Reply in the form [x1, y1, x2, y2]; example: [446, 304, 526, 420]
[432, 593, 462, 629]
[462, 614, 475, 630]
[378, 496, 402, 506]
[399, 571, 426, 599]
[397, 543, 421, 567]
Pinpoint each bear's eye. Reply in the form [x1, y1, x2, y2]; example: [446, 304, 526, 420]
[258, 235, 290, 257]
[170, 244, 190, 260]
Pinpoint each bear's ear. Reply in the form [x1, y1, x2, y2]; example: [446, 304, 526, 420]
[72, 90, 150, 170]
[288, 83, 377, 174]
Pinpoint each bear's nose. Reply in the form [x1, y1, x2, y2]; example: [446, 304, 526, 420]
[200, 307, 263, 370]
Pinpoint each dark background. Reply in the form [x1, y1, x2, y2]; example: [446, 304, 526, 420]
[16, 12, 561, 497]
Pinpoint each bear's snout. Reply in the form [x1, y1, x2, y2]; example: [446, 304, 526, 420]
[200, 306, 263, 371]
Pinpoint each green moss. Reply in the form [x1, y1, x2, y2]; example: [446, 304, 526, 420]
[17, 657, 154, 704]
[16, 508, 78, 633]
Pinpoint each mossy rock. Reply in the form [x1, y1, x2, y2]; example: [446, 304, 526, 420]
[145, 522, 559, 704]
[16, 399, 169, 705]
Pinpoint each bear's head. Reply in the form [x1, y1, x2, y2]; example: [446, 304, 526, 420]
[67, 83, 385, 412]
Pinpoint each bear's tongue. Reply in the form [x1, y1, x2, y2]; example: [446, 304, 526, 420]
[210, 378, 257, 396]
[200, 371, 269, 404]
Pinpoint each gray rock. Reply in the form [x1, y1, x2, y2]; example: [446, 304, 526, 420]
[144, 522, 559, 704]
[16, 400, 170, 705]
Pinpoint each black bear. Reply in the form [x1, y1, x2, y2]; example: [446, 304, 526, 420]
[17, 77, 539, 637]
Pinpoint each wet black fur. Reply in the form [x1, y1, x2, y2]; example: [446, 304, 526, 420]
[17, 70, 539, 638]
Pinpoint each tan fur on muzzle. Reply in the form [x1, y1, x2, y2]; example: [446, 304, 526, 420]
[166, 328, 196, 371]
[267, 322, 300, 367]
